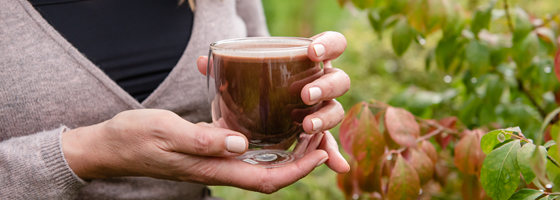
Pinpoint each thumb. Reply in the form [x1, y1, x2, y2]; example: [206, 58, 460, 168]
[169, 124, 248, 157]
[197, 56, 215, 79]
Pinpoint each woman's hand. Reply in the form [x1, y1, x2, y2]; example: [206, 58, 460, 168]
[197, 31, 351, 174]
[62, 109, 331, 193]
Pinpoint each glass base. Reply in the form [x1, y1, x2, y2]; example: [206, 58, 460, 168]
[237, 149, 300, 168]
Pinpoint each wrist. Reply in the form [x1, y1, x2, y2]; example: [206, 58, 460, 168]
[62, 124, 115, 180]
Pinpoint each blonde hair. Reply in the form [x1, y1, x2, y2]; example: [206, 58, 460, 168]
[178, 0, 196, 11]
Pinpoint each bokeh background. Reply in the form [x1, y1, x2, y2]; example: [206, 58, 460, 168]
[210, 0, 560, 199]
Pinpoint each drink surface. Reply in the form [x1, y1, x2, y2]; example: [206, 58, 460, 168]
[213, 48, 322, 146]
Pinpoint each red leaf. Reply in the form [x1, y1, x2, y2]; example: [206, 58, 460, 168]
[357, 155, 386, 194]
[434, 160, 450, 187]
[435, 117, 457, 149]
[337, 160, 358, 199]
[384, 129, 400, 150]
[352, 105, 386, 175]
[387, 154, 421, 200]
[340, 102, 367, 155]
[420, 140, 438, 164]
[461, 174, 484, 200]
[453, 129, 485, 175]
[404, 148, 435, 185]
[384, 107, 420, 148]
[545, 125, 553, 142]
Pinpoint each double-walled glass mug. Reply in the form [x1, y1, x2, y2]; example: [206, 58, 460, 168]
[207, 37, 324, 168]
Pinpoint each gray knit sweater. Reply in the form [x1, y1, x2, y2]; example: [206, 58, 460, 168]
[0, 0, 269, 199]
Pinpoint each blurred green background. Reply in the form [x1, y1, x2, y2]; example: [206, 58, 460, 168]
[210, 0, 560, 199]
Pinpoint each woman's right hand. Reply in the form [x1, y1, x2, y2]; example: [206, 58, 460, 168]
[61, 109, 330, 193]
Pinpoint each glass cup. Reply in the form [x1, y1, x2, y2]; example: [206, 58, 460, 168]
[207, 37, 324, 168]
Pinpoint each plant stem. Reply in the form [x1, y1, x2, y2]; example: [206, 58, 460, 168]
[415, 116, 460, 136]
[503, 0, 515, 33]
[548, 155, 560, 168]
[416, 128, 443, 142]
[533, 13, 560, 30]
[517, 78, 547, 118]
[508, 132, 531, 143]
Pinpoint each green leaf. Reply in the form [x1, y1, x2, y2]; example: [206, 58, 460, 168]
[536, 27, 558, 52]
[480, 140, 521, 200]
[508, 189, 543, 200]
[542, 195, 558, 200]
[368, 10, 384, 36]
[384, 107, 420, 148]
[512, 32, 539, 70]
[486, 75, 505, 107]
[538, 107, 560, 145]
[387, 0, 409, 14]
[544, 140, 557, 149]
[481, 129, 513, 154]
[490, 46, 509, 67]
[435, 36, 465, 72]
[465, 40, 490, 77]
[517, 143, 537, 184]
[443, 1, 465, 37]
[530, 146, 548, 184]
[513, 7, 533, 42]
[471, 1, 495, 36]
[459, 94, 482, 125]
[493, 139, 515, 150]
[387, 154, 421, 200]
[547, 145, 560, 183]
[553, 174, 560, 192]
[351, 0, 374, 9]
[392, 17, 413, 56]
[336, 0, 349, 7]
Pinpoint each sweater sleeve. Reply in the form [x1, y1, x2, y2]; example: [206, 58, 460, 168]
[236, 0, 270, 37]
[0, 126, 89, 199]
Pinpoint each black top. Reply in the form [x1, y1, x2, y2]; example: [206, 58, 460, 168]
[31, 0, 194, 102]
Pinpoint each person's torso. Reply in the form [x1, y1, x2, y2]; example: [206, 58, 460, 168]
[0, 0, 251, 198]
[30, 0, 195, 102]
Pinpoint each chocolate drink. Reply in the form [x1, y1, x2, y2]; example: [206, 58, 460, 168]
[212, 44, 323, 147]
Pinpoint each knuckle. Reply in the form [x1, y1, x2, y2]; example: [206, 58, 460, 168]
[335, 70, 351, 93]
[255, 172, 280, 194]
[192, 132, 214, 155]
[338, 103, 345, 118]
[325, 80, 336, 96]
[257, 181, 279, 194]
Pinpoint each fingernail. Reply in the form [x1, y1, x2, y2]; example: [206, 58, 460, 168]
[309, 87, 322, 102]
[311, 118, 323, 132]
[313, 44, 325, 57]
[345, 164, 351, 172]
[226, 136, 246, 154]
[317, 157, 329, 167]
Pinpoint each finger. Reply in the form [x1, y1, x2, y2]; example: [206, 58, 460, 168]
[208, 149, 329, 194]
[302, 100, 344, 134]
[319, 130, 350, 173]
[308, 31, 347, 62]
[167, 123, 248, 157]
[197, 56, 207, 75]
[301, 67, 350, 105]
